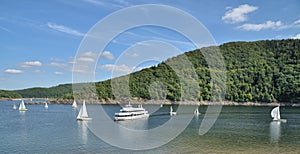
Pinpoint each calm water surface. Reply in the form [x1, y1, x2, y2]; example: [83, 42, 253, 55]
[0, 100, 299, 153]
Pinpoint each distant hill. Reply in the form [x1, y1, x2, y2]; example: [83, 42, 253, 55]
[14, 84, 73, 99]
[2, 39, 299, 103]
[0, 90, 21, 99]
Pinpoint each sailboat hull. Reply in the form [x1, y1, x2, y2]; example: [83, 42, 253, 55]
[19, 109, 28, 111]
[273, 119, 287, 123]
[170, 112, 176, 116]
[77, 117, 92, 121]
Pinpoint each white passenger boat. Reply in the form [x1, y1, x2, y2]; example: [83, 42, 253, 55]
[114, 104, 149, 121]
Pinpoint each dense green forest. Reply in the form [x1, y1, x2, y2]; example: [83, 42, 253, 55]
[0, 90, 21, 99]
[14, 84, 73, 99]
[1, 39, 299, 103]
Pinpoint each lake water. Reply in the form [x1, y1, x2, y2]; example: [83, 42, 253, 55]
[0, 100, 299, 153]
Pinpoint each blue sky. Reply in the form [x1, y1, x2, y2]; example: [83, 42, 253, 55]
[0, 0, 299, 90]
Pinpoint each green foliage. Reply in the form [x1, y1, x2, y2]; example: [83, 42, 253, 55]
[4, 39, 299, 103]
[15, 84, 73, 98]
[0, 90, 22, 98]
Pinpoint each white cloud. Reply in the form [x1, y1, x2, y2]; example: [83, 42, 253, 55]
[99, 64, 133, 73]
[83, 0, 129, 8]
[77, 51, 97, 63]
[125, 52, 139, 57]
[294, 19, 300, 25]
[222, 4, 258, 23]
[75, 51, 114, 63]
[291, 33, 300, 39]
[49, 62, 67, 67]
[237, 21, 282, 31]
[54, 71, 63, 75]
[72, 65, 95, 74]
[98, 64, 147, 74]
[101, 51, 114, 60]
[50, 57, 64, 62]
[78, 57, 95, 63]
[4, 69, 23, 74]
[20, 61, 42, 68]
[33, 70, 43, 73]
[47, 22, 85, 37]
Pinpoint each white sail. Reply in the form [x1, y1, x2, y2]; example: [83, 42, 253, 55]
[81, 100, 89, 118]
[72, 100, 78, 108]
[271, 106, 280, 121]
[13, 103, 17, 110]
[77, 100, 92, 121]
[45, 102, 48, 109]
[160, 104, 163, 107]
[77, 106, 83, 119]
[194, 107, 199, 115]
[170, 106, 176, 116]
[19, 100, 27, 111]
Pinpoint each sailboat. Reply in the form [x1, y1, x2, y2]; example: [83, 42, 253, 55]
[170, 105, 176, 116]
[72, 100, 78, 108]
[77, 100, 92, 121]
[44, 102, 48, 109]
[271, 106, 287, 122]
[194, 107, 200, 116]
[13, 103, 17, 110]
[160, 103, 163, 108]
[19, 100, 28, 111]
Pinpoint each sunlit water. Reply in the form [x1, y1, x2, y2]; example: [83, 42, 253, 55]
[0, 100, 299, 153]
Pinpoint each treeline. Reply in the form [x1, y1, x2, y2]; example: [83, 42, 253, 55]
[2, 39, 299, 103]
[0, 90, 21, 99]
[14, 84, 73, 99]
[80, 39, 300, 103]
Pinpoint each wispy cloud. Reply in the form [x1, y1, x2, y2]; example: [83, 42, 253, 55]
[19, 61, 42, 68]
[125, 52, 139, 57]
[4, 69, 23, 74]
[47, 22, 85, 37]
[50, 57, 64, 62]
[77, 51, 97, 63]
[54, 71, 64, 75]
[99, 64, 134, 73]
[72, 65, 95, 74]
[101, 51, 114, 60]
[222, 4, 258, 24]
[75, 51, 114, 63]
[0, 26, 11, 33]
[237, 21, 282, 31]
[83, 0, 130, 8]
[112, 30, 195, 50]
[48, 62, 67, 67]
[279, 19, 300, 29]
[98, 64, 146, 74]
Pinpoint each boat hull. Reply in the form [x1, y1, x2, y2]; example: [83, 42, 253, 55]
[273, 119, 287, 123]
[77, 117, 92, 121]
[170, 112, 176, 116]
[19, 109, 28, 111]
[114, 114, 149, 121]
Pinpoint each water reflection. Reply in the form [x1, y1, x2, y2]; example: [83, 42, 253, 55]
[270, 121, 281, 143]
[78, 121, 88, 144]
[117, 118, 149, 130]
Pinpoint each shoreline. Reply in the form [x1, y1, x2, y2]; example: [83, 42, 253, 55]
[2, 98, 298, 107]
